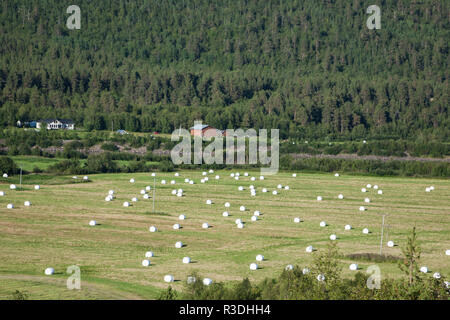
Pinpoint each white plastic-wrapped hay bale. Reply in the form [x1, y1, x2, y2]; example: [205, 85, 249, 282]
[151, 173, 156, 177]
[317, 274, 325, 282]
[430, 186, 435, 191]
[366, 184, 372, 188]
[83, 176, 89, 181]
[145, 251, 154, 258]
[230, 173, 235, 177]
[202, 222, 209, 229]
[349, 263, 358, 271]
[44, 267, 54, 275]
[329, 234, 337, 241]
[363, 140, 367, 144]
[361, 188, 367, 193]
[179, 214, 186, 220]
[0, 191, 5, 196]
[215, 175, 220, 180]
[433, 272, 441, 279]
[73, 176, 78, 179]
[224, 202, 230, 208]
[145, 186, 151, 191]
[171, 189, 177, 195]
[249, 185, 254, 190]
[164, 275, 174, 283]
[175, 172, 179, 177]
[182, 257, 191, 264]
[202, 171, 207, 176]
[175, 241, 183, 248]
[335, 173, 340, 177]
[34, 185, 40, 190]
[306, 245, 314, 253]
[24, 201, 31, 207]
[292, 173, 297, 177]
[300, 268, 309, 275]
[187, 277, 196, 284]
[244, 172, 248, 176]
[387, 241, 395, 247]
[143, 194, 150, 199]
[345, 224, 352, 230]
[176, 192, 183, 197]
[142, 259, 151, 267]
[140, 189, 146, 195]
[319, 221, 327, 227]
[338, 194, 344, 199]
[235, 173, 240, 177]
[284, 186, 290, 190]
[234, 176, 240, 181]
[250, 176, 256, 181]
[6, 203, 14, 209]
[109, 190, 115, 195]
[425, 187, 431, 192]
[161, 180, 166, 184]
[88, 220, 97, 226]
[189, 180, 194, 185]
[317, 196, 323, 201]
[251, 216, 258, 222]
[222, 211, 229, 217]
[256, 254, 264, 262]
[239, 205, 246, 212]
[364, 198, 370, 203]
[173, 223, 181, 230]
[359, 206, 366, 212]
[105, 195, 112, 202]
[262, 188, 267, 193]
[10, 184, 16, 190]
[260, 176, 264, 180]
[420, 266, 428, 273]
[277, 184, 282, 189]
[184, 178, 190, 183]
[373, 185, 379, 190]
[129, 178, 135, 183]
[294, 217, 301, 223]
[237, 223, 244, 229]
[362, 228, 370, 234]
[378, 190, 383, 195]
[250, 263, 258, 270]
[200, 179, 205, 184]
[131, 197, 138, 202]
[203, 278, 213, 286]
[149, 226, 157, 233]
[235, 218, 242, 225]
[2, 173, 8, 178]
[254, 210, 261, 216]
[209, 169, 214, 174]
[238, 186, 244, 191]
[285, 264, 294, 271]
[177, 188, 183, 194]
[446, 249, 450, 256]
[206, 199, 212, 205]
[272, 190, 278, 195]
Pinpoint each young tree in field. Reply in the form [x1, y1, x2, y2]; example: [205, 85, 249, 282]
[398, 227, 421, 285]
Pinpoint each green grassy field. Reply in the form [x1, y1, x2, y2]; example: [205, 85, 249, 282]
[0, 170, 449, 299]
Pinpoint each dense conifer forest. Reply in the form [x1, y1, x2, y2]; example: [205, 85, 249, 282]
[0, 0, 448, 141]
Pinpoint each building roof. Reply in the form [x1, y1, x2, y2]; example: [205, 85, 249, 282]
[38, 119, 74, 124]
[190, 124, 210, 130]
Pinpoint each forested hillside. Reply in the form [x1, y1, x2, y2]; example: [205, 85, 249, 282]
[0, 0, 448, 140]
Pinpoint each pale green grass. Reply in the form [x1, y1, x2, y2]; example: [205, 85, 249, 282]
[0, 170, 449, 299]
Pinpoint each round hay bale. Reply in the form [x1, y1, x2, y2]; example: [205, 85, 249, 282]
[250, 177, 256, 181]
[335, 173, 340, 177]
[378, 190, 383, 195]
[146, 186, 151, 191]
[215, 175, 220, 180]
[230, 173, 235, 177]
[362, 228, 370, 234]
[224, 202, 230, 208]
[176, 192, 183, 197]
[319, 221, 327, 227]
[294, 217, 301, 223]
[433, 272, 441, 279]
[235, 173, 240, 177]
[189, 180, 194, 185]
[129, 178, 135, 183]
[256, 254, 264, 262]
[317, 274, 325, 282]
[145, 251, 154, 258]
[34, 185, 40, 190]
[361, 188, 367, 193]
[262, 188, 267, 193]
[179, 214, 186, 220]
[10, 184, 16, 190]
[235, 218, 242, 225]
[182, 257, 191, 264]
[329, 234, 337, 241]
[249, 185, 254, 190]
[164, 275, 174, 283]
[202, 171, 207, 176]
[284, 186, 290, 190]
[24, 201, 31, 207]
[349, 263, 358, 271]
[177, 188, 183, 193]
[131, 197, 138, 202]
[251, 216, 258, 222]
[109, 190, 115, 195]
[254, 210, 261, 216]
[359, 206, 366, 212]
[143, 194, 150, 199]
[338, 194, 344, 199]
[200, 179, 205, 183]
[234, 176, 240, 180]
[292, 173, 297, 177]
[140, 190, 146, 195]
[105, 196, 112, 202]
[272, 190, 278, 195]
[259, 176, 264, 180]
[83, 176, 89, 180]
[345, 224, 352, 230]
[123, 201, 131, 206]
[420, 266, 428, 273]
[366, 184, 372, 188]
[173, 223, 181, 230]
[203, 278, 213, 286]
[363, 140, 367, 144]
[149, 226, 157, 232]
[206, 199, 212, 205]
[239, 206, 246, 212]
[446, 249, 450, 256]
[171, 190, 177, 195]
[244, 172, 249, 176]
[175, 241, 183, 248]
[373, 185, 379, 190]
[250, 263, 258, 270]
[364, 198, 370, 203]
[222, 211, 229, 217]
[175, 172, 179, 177]
[285, 264, 294, 271]
[202, 222, 209, 229]
[277, 184, 282, 189]
[237, 223, 244, 229]
[44, 267, 54, 275]
[0, 191, 5, 196]
[306, 245, 314, 253]
[73, 176, 78, 179]
[238, 186, 244, 191]
[425, 187, 431, 192]
[317, 196, 323, 201]
[387, 241, 394, 247]
[151, 173, 156, 177]
[209, 169, 214, 174]
[3, 173, 8, 178]
[6, 203, 14, 209]
[142, 259, 151, 267]
[184, 178, 190, 183]
[161, 180, 166, 184]
[430, 186, 435, 191]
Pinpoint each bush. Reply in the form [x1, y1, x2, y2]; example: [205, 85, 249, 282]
[0, 156, 17, 174]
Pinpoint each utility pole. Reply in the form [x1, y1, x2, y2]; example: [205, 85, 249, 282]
[19, 167, 22, 190]
[152, 176, 156, 213]
[379, 214, 386, 255]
